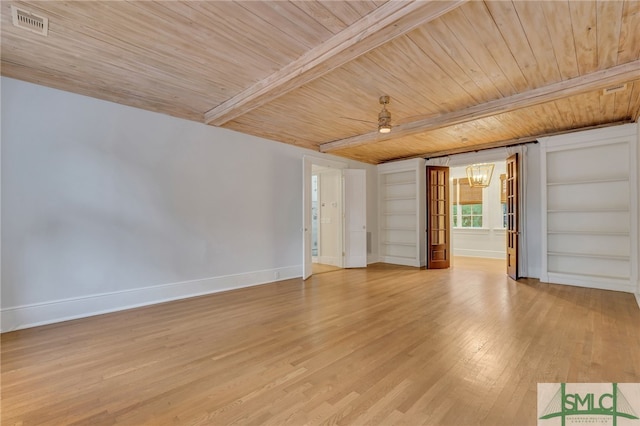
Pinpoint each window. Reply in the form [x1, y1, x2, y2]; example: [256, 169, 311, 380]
[452, 178, 483, 228]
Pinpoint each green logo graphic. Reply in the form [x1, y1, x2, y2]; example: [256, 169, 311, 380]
[539, 383, 639, 426]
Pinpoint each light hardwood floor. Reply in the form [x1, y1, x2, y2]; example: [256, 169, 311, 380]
[312, 263, 342, 275]
[2, 258, 640, 425]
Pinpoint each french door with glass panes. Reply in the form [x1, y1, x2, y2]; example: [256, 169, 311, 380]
[426, 166, 450, 269]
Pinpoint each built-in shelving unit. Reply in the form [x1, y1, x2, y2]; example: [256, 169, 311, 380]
[540, 124, 638, 293]
[378, 158, 426, 267]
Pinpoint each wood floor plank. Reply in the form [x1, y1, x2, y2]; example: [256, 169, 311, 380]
[2, 258, 639, 425]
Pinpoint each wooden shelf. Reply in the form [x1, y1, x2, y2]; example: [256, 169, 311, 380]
[540, 131, 637, 292]
[547, 208, 629, 213]
[382, 211, 416, 215]
[383, 180, 416, 186]
[381, 254, 416, 259]
[547, 230, 629, 236]
[379, 159, 425, 268]
[382, 241, 415, 246]
[547, 270, 630, 281]
[546, 177, 628, 186]
[547, 251, 630, 261]
[383, 196, 416, 201]
[382, 227, 416, 231]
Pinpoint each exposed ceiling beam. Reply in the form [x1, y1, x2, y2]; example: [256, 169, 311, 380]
[204, 0, 467, 126]
[386, 121, 633, 163]
[320, 60, 640, 153]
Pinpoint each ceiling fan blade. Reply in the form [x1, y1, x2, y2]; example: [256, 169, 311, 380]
[340, 116, 376, 124]
[396, 113, 438, 125]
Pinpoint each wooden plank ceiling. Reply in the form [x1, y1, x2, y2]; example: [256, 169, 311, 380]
[2, 1, 639, 164]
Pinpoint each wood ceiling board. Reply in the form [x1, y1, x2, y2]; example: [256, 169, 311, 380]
[440, 6, 517, 98]
[316, 1, 380, 26]
[540, 1, 580, 81]
[223, 48, 457, 147]
[459, 1, 529, 94]
[1, 14, 216, 120]
[405, 25, 495, 105]
[484, 1, 547, 88]
[512, 1, 563, 85]
[229, 1, 334, 50]
[60, 1, 280, 88]
[3, 0, 637, 166]
[1, 1, 276, 114]
[292, 1, 352, 35]
[618, 0, 640, 64]
[330, 118, 519, 164]
[630, 81, 640, 120]
[597, 0, 624, 69]
[328, 83, 640, 164]
[3, 1, 373, 119]
[353, 44, 450, 114]
[1, 62, 203, 122]
[320, 60, 640, 153]
[204, 0, 467, 125]
[221, 72, 386, 147]
[424, 11, 506, 100]
[231, 0, 570, 149]
[569, 1, 599, 75]
[154, 2, 305, 72]
[343, 0, 384, 16]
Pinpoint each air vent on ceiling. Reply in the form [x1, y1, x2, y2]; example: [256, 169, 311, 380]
[602, 84, 627, 95]
[11, 6, 48, 36]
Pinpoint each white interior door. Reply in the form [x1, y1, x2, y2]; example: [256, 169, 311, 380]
[343, 169, 367, 268]
[302, 157, 313, 280]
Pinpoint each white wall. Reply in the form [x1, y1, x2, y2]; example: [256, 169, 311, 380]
[1, 77, 378, 331]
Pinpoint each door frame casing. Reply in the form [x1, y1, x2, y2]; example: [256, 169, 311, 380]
[427, 146, 525, 276]
[302, 156, 347, 280]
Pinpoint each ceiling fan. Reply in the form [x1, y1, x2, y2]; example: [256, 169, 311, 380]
[341, 95, 393, 134]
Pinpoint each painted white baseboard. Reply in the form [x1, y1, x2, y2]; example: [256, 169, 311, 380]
[453, 248, 506, 260]
[379, 255, 421, 267]
[635, 292, 640, 309]
[367, 254, 380, 265]
[1, 265, 301, 332]
[318, 256, 341, 267]
[542, 272, 635, 294]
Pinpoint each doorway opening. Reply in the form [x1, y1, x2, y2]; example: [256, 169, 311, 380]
[426, 148, 523, 278]
[312, 165, 344, 275]
[449, 161, 508, 269]
[303, 156, 367, 280]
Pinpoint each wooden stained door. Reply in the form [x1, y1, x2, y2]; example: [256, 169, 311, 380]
[506, 153, 519, 280]
[426, 166, 450, 269]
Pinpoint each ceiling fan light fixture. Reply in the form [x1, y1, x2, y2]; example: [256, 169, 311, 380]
[378, 95, 392, 133]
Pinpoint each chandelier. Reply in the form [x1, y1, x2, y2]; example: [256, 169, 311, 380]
[466, 163, 495, 188]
